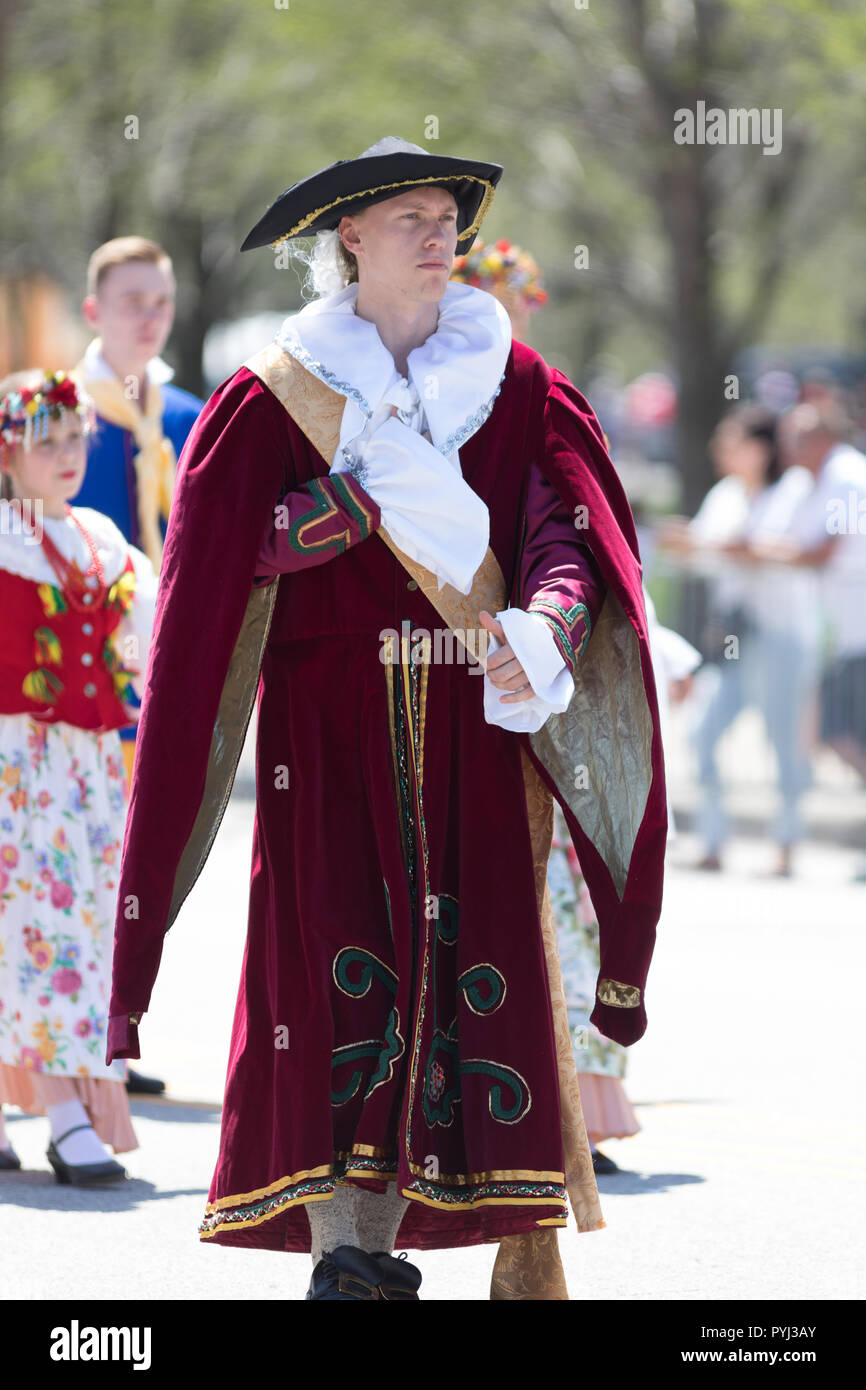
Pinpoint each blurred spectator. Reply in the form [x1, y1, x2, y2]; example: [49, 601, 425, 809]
[659, 404, 820, 875]
[757, 404, 866, 807]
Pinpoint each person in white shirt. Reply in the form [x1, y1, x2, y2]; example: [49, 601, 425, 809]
[659, 404, 817, 875]
[746, 402, 866, 803]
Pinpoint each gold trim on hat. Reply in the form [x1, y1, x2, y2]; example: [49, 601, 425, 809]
[269, 173, 497, 247]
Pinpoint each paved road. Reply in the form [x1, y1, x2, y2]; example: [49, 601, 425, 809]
[2, 710, 864, 1301]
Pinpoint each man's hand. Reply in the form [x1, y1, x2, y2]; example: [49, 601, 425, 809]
[479, 610, 537, 703]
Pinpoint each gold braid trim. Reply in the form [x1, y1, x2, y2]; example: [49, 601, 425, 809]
[269, 174, 497, 246]
[408, 1164, 565, 1186]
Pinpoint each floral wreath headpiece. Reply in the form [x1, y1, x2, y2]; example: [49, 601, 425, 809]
[451, 238, 548, 307]
[0, 371, 86, 460]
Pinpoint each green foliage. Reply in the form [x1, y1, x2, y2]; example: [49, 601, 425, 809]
[1, 0, 863, 496]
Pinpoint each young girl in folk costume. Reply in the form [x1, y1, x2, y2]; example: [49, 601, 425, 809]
[0, 370, 157, 1183]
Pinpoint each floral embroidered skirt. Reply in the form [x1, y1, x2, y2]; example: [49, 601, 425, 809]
[0, 714, 137, 1151]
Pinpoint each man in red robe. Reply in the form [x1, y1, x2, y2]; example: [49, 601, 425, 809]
[106, 138, 667, 1300]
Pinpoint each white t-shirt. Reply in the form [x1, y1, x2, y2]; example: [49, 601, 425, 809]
[735, 466, 823, 647]
[785, 445, 866, 657]
[687, 475, 755, 615]
[687, 472, 820, 644]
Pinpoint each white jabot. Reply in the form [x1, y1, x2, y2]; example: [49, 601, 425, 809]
[483, 608, 574, 734]
[274, 280, 512, 595]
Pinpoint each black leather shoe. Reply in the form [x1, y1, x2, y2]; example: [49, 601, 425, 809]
[125, 1068, 166, 1095]
[371, 1250, 422, 1299]
[306, 1245, 387, 1300]
[592, 1148, 619, 1175]
[46, 1124, 127, 1186]
[0, 1146, 21, 1171]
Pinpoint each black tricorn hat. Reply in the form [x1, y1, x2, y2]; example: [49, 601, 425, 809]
[240, 136, 503, 254]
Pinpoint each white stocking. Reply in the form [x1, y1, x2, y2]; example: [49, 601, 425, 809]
[354, 1182, 410, 1255]
[45, 1099, 114, 1165]
[306, 1181, 359, 1264]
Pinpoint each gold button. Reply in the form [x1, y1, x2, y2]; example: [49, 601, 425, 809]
[406, 579, 418, 591]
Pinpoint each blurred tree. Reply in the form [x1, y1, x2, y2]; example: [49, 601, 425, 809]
[1, 0, 864, 504]
[366, 0, 866, 506]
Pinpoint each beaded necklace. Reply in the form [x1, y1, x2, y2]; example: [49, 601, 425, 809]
[12, 499, 108, 612]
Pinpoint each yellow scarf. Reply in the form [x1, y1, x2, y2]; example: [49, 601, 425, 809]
[74, 340, 177, 571]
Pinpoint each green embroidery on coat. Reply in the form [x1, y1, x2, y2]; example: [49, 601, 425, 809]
[527, 597, 592, 670]
[460, 1059, 530, 1123]
[364, 1006, 404, 1096]
[330, 1039, 387, 1105]
[331, 472, 372, 541]
[457, 964, 506, 1015]
[331, 948, 403, 1103]
[287, 477, 347, 556]
[333, 946, 397, 999]
[422, 1032, 461, 1126]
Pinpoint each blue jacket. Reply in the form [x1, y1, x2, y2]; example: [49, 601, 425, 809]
[72, 382, 203, 549]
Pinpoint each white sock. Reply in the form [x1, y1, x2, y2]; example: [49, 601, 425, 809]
[306, 1182, 359, 1264]
[354, 1182, 410, 1255]
[0, 1105, 11, 1150]
[46, 1099, 114, 1165]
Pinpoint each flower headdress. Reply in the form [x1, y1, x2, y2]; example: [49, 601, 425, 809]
[451, 238, 548, 307]
[0, 371, 86, 459]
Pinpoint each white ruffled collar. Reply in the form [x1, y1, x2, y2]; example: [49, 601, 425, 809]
[274, 280, 512, 464]
[0, 503, 130, 585]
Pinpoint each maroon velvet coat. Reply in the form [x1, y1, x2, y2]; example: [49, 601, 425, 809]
[106, 340, 666, 1252]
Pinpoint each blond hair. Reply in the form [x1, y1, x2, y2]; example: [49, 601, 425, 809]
[86, 236, 174, 297]
[279, 229, 358, 301]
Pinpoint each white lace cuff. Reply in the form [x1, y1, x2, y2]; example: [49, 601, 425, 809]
[483, 608, 574, 734]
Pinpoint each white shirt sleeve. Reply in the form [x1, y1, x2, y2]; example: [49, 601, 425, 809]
[483, 607, 574, 734]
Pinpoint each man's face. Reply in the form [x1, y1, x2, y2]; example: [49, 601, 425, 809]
[339, 185, 460, 305]
[83, 260, 176, 365]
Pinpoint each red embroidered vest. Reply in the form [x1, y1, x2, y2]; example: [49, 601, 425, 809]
[0, 556, 137, 732]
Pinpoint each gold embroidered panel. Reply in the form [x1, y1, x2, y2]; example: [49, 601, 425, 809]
[167, 579, 278, 929]
[529, 589, 654, 901]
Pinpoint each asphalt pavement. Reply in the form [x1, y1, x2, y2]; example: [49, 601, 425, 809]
[2, 708, 864, 1302]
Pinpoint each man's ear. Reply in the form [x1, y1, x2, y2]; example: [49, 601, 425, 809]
[338, 214, 362, 259]
[82, 295, 100, 330]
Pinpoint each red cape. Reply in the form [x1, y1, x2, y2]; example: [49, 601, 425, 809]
[107, 340, 666, 1059]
